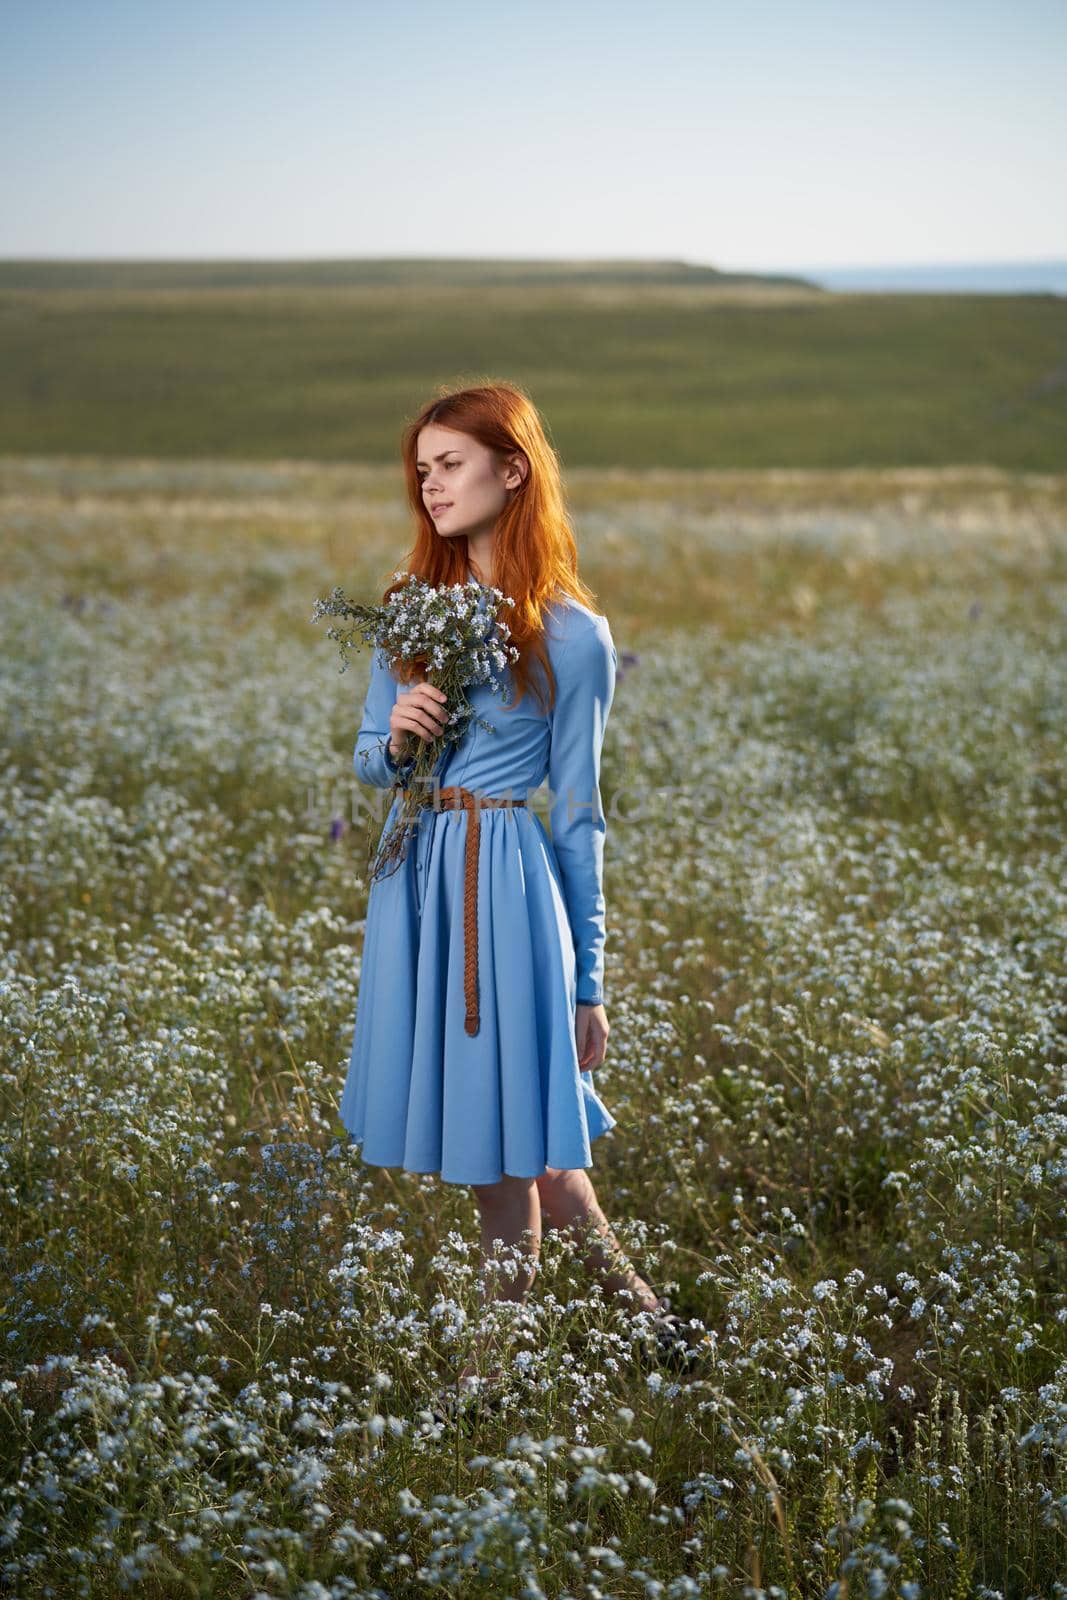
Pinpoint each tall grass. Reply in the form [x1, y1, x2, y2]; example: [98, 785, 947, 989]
[0, 458, 1065, 1597]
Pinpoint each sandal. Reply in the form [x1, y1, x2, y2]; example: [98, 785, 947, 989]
[639, 1294, 709, 1376]
[426, 1372, 506, 1428]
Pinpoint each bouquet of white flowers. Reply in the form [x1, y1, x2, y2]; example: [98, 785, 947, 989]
[313, 572, 519, 880]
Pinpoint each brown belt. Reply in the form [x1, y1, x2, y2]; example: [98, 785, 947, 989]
[414, 784, 527, 1036]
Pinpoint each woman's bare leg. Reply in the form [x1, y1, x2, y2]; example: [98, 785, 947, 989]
[459, 1167, 661, 1387]
[460, 1173, 541, 1382]
[535, 1166, 661, 1312]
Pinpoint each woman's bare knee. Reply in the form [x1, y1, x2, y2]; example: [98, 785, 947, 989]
[537, 1165, 590, 1198]
[536, 1166, 597, 1229]
[472, 1173, 538, 1206]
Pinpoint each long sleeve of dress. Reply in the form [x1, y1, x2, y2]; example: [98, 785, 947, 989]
[353, 648, 417, 790]
[547, 611, 618, 1006]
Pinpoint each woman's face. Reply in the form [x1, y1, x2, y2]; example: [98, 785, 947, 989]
[415, 424, 519, 547]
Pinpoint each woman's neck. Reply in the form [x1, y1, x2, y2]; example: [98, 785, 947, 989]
[466, 535, 495, 588]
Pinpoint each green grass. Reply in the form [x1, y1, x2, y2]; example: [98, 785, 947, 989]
[0, 257, 1064, 468]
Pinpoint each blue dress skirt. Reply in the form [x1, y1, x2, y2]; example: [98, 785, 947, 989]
[338, 591, 618, 1185]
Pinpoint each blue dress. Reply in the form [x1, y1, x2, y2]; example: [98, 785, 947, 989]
[338, 587, 619, 1184]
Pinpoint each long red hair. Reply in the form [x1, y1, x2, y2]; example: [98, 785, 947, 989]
[380, 380, 603, 714]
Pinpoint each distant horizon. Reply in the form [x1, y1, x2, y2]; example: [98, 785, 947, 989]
[2, 251, 1064, 268]
[2, 252, 1064, 296]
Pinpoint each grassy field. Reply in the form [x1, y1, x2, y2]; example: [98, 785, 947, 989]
[1, 258, 1065, 469]
[1, 455, 1065, 1596]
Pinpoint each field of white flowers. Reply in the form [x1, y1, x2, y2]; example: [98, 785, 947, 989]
[1, 457, 1065, 1599]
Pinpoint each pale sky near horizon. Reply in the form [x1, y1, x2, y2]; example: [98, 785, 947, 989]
[2, 0, 1064, 271]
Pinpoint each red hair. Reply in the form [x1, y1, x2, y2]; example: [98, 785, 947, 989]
[380, 380, 603, 714]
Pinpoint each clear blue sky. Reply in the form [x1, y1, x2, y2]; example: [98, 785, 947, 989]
[2, 0, 1064, 270]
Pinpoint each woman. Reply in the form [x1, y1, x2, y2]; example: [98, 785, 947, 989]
[339, 382, 696, 1409]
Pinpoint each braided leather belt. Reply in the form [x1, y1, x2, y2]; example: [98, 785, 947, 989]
[414, 785, 527, 1036]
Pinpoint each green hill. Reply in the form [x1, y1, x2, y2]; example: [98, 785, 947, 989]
[0, 257, 1062, 469]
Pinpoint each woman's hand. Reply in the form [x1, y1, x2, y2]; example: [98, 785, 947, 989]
[389, 679, 449, 762]
[576, 1002, 609, 1069]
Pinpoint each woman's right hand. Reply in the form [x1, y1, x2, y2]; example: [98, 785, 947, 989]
[388, 679, 449, 762]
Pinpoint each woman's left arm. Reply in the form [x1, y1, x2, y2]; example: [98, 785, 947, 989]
[547, 611, 618, 1008]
